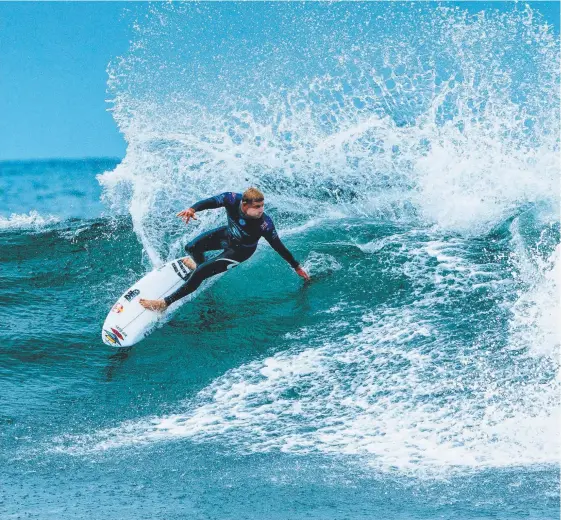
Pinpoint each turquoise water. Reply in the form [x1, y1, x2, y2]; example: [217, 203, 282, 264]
[1, 3, 560, 519]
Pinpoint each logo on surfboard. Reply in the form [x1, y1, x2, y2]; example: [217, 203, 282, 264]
[124, 289, 140, 302]
[172, 261, 190, 281]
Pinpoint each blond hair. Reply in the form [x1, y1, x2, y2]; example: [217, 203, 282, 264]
[242, 187, 265, 203]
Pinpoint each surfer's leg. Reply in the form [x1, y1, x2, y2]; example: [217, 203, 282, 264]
[163, 248, 254, 306]
[185, 226, 229, 265]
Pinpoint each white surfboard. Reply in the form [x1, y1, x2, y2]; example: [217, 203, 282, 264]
[101, 257, 194, 347]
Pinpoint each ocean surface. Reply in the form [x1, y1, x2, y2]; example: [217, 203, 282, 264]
[1, 3, 559, 519]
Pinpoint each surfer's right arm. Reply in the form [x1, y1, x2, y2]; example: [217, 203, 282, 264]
[177, 192, 237, 224]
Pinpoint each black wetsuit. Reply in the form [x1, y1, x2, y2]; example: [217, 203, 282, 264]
[164, 192, 300, 305]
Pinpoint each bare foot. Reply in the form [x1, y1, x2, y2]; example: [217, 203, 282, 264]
[139, 298, 168, 312]
[181, 256, 197, 270]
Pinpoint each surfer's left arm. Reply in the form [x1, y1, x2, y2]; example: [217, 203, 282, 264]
[262, 220, 310, 281]
[177, 192, 238, 224]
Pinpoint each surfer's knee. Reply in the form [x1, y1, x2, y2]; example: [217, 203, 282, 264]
[185, 243, 204, 265]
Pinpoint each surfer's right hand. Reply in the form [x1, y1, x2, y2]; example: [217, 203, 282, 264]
[295, 266, 311, 281]
[177, 208, 197, 224]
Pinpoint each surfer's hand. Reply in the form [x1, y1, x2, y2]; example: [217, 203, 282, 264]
[177, 208, 197, 224]
[295, 266, 310, 281]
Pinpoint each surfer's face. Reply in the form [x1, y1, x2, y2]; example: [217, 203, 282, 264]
[243, 200, 265, 219]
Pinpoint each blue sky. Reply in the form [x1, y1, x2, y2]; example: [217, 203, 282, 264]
[0, 2, 139, 160]
[0, 2, 558, 161]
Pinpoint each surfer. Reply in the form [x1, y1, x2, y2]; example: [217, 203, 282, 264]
[140, 188, 310, 312]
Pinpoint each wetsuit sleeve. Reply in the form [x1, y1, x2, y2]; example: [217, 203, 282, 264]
[191, 192, 238, 212]
[262, 221, 300, 269]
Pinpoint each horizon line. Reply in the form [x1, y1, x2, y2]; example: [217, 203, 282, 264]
[0, 156, 124, 164]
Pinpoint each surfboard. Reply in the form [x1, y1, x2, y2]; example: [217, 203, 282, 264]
[101, 257, 194, 347]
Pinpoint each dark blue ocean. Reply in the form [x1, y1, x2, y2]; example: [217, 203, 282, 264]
[1, 3, 559, 519]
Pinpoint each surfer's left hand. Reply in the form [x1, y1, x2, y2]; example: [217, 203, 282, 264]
[295, 266, 310, 281]
[177, 208, 197, 225]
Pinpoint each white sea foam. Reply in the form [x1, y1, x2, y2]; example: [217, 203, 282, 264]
[99, 4, 558, 256]
[0, 211, 60, 230]
[508, 217, 560, 357]
[301, 251, 342, 277]
[54, 308, 558, 472]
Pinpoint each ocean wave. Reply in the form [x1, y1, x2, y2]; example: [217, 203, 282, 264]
[40, 3, 560, 481]
[49, 217, 559, 476]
